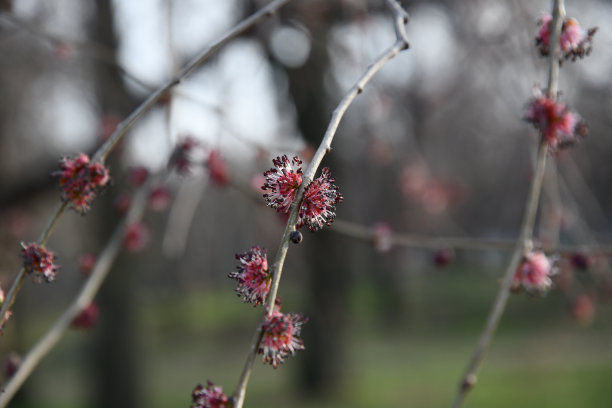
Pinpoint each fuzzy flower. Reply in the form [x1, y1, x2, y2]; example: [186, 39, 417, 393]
[434, 249, 454, 267]
[536, 14, 597, 62]
[148, 186, 171, 212]
[127, 166, 149, 187]
[55, 154, 110, 213]
[512, 251, 555, 294]
[21, 242, 59, 283]
[123, 222, 150, 253]
[72, 303, 100, 329]
[77, 253, 96, 276]
[525, 93, 587, 149]
[169, 137, 200, 175]
[229, 247, 271, 307]
[4, 352, 21, 379]
[297, 168, 343, 232]
[207, 150, 230, 187]
[191, 381, 230, 408]
[262, 155, 303, 213]
[259, 300, 307, 368]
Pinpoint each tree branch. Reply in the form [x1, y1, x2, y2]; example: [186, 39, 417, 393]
[231, 2, 411, 407]
[0, 179, 151, 407]
[451, 1, 564, 407]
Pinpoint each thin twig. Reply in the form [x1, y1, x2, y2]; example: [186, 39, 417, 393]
[231, 2, 411, 407]
[451, 2, 564, 407]
[0, 180, 151, 407]
[94, 0, 292, 162]
[331, 219, 612, 255]
[0, 201, 67, 330]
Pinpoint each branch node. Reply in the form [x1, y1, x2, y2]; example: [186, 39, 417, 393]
[462, 374, 478, 391]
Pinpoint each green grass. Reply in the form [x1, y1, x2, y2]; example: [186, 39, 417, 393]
[15, 275, 612, 408]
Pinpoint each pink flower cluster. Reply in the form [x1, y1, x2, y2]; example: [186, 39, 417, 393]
[169, 137, 200, 175]
[207, 150, 230, 187]
[525, 93, 587, 149]
[56, 154, 110, 213]
[191, 381, 230, 408]
[259, 301, 306, 369]
[21, 242, 59, 283]
[229, 247, 271, 307]
[262, 155, 303, 213]
[71, 303, 99, 329]
[512, 251, 555, 294]
[536, 14, 597, 62]
[262, 155, 342, 231]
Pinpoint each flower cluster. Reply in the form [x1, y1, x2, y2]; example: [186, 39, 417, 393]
[262, 155, 303, 213]
[123, 222, 150, 253]
[21, 242, 59, 283]
[536, 14, 597, 62]
[169, 137, 200, 175]
[71, 303, 100, 329]
[259, 300, 306, 368]
[55, 154, 110, 213]
[525, 92, 587, 149]
[262, 155, 342, 231]
[229, 247, 271, 307]
[207, 150, 230, 187]
[297, 168, 343, 231]
[191, 381, 230, 408]
[512, 251, 555, 294]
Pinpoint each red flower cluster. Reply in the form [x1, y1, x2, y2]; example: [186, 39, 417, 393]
[191, 381, 230, 408]
[512, 251, 555, 294]
[525, 93, 587, 149]
[262, 155, 342, 231]
[259, 301, 306, 368]
[536, 14, 597, 62]
[297, 167, 343, 231]
[77, 253, 96, 276]
[148, 186, 171, 212]
[229, 247, 271, 307]
[262, 155, 303, 213]
[56, 154, 110, 213]
[71, 303, 100, 329]
[123, 222, 150, 253]
[21, 242, 59, 283]
[207, 150, 230, 187]
[169, 137, 200, 175]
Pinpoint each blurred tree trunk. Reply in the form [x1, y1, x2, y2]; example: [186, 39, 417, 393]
[90, 1, 141, 407]
[280, 3, 349, 397]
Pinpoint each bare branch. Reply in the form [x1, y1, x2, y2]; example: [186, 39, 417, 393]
[451, 1, 565, 407]
[0, 179, 151, 407]
[231, 2, 411, 407]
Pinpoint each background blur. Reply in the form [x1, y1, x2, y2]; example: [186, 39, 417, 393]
[0, 0, 611, 407]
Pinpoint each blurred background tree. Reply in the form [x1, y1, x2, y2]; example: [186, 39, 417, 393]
[0, 0, 611, 407]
